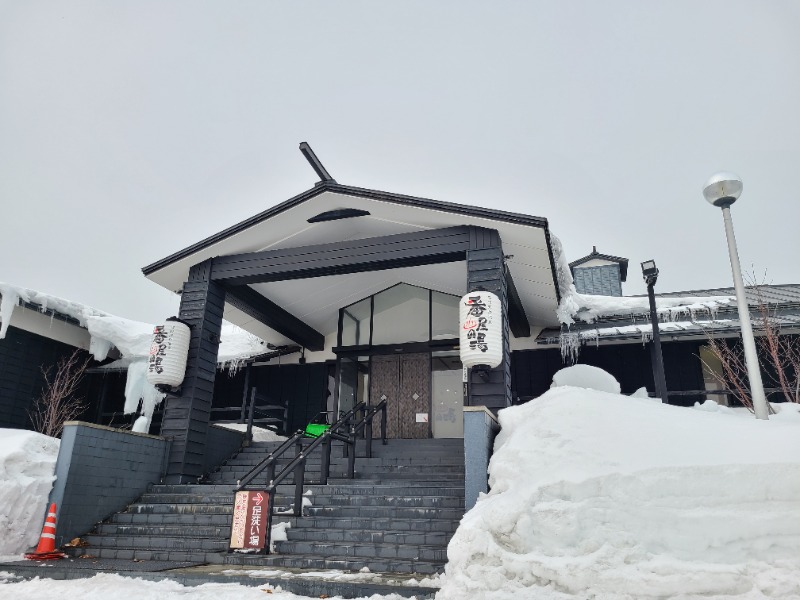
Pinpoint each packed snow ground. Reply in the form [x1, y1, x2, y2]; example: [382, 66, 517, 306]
[0, 572, 411, 600]
[0, 430, 59, 559]
[437, 368, 800, 600]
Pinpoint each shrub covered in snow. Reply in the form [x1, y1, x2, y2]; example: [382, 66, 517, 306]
[550, 364, 621, 394]
[438, 382, 800, 599]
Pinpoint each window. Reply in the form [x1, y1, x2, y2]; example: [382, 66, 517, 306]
[340, 297, 371, 346]
[338, 284, 460, 347]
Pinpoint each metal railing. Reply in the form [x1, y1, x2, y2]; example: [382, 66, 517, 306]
[230, 399, 387, 554]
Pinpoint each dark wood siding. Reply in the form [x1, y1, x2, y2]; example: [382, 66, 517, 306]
[211, 362, 329, 435]
[0, 326, 92, 430]
[511, 340, 707, 406]
[211, 226, 473, 285]
[160, 259, 226, 483]
[466, 232, 512, 410]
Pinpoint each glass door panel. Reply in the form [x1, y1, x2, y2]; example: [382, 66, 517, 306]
[431, 353, 464, 438]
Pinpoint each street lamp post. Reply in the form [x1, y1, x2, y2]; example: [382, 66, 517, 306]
[703, 172, 769, 420]
[641, 260, 668, 403]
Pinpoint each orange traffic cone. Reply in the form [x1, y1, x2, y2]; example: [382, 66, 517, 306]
[25, 503, 65, 560]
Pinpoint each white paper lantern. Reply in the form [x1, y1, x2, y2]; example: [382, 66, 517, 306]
[459, 291, 503, 369]
[146, 318, 191, 387]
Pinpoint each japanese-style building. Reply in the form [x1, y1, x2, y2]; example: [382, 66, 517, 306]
[142, 145, 561, 483]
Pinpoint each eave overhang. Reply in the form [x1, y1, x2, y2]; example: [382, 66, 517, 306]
[142, 181, 562, 344]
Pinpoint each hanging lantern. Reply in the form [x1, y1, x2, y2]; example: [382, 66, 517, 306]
[459, 291, 503, 369]
[145, 317, 191, 387]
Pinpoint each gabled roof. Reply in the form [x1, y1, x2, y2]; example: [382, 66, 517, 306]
[142, 181, 549, 276]
[569, 247, 629, 282]
[142, 180, 563, 343]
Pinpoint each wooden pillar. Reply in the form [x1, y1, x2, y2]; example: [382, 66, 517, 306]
[466, 228, 512, 410]
[160, 259, 225, 483]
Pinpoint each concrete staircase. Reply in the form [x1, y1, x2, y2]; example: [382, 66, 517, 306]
[66, 437, 465, 575]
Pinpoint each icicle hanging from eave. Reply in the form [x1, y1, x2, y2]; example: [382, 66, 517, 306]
[0, 285, 21, 339]
[123, 359, 166, 420]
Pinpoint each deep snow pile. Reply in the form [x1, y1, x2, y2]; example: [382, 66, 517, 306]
[438, 386, 800, 599]
[0, 430, 59, 558]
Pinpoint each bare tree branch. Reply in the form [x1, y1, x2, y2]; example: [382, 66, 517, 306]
[29, 350, 91, 437]
[705, 279, 799, 411]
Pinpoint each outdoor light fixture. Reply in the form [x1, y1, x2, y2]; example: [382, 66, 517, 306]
[702, 172, 743, 207]
[703, 172, 769, 420]
[641, 259, 667, 403]
[641, 260, 658, 285]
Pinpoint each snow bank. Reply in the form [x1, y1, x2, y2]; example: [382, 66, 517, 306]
[551, 364, 621, 394]
[438, 385, 800, 600]
[0, 429, 59, 558]
[215, 423, 288, 442]
[0, 282, 267, 425]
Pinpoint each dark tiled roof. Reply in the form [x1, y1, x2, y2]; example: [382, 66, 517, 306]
[537, 284, 800, 345]
[654, 283, 800, 305]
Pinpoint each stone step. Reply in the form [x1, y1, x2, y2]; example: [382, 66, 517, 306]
[309, 495, 464, 509]
[222, 552, 445, 575]
[286, 527, 452, 546]
[95, 523, 231, 538]
[306, 505, 464, 520]
[109, 512, 235, 526]
[81, 534, 229, 552]
[227, 455, 463, 467]
[327, 476, 463, 484]
[66, 546, 210, 563]
[293, 516, 457, 533]
[307, 484, 464, 497]
[126, 503, 234, 515]
[274, 540, 447, 562]
[149, 483, 237, 494]
[136, 492, 294, 506]
[215, 464, 463, 477]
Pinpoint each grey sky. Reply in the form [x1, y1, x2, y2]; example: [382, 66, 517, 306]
[1, 1, 798, 323]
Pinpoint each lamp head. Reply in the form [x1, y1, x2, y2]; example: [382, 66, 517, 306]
[703, 172, 743, 207]
[641, 260, 658, 285]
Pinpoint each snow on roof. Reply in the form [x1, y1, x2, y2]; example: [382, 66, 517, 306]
[0, 282, 267, 426]
[551, 238, 734, 327]
[549, 236, 736, 361]
[0, 282, 266, 363]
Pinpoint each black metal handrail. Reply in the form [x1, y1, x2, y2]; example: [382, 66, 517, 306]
[236, 401, 365, 491]
[231, 399, 387, 554]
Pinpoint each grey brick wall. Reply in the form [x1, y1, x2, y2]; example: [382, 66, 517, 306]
[202, 424, 245, 474]
[463, 407, 500, 510]
[48, 422, 169, 546]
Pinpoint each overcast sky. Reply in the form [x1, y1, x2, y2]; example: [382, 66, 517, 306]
[1, 1, 798, 324]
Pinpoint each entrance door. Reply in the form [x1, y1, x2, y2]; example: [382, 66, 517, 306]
[370, 353, 430, 439]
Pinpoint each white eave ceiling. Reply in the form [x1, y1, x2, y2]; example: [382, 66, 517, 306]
[144, 189, 561, 344]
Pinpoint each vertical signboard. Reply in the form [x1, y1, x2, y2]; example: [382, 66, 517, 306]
[229, 490, 271, 551]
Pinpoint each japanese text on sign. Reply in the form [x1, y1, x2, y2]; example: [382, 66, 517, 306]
[463, 296, 490, 352]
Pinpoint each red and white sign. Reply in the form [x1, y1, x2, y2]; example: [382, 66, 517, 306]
[229, 490, 270, 550]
